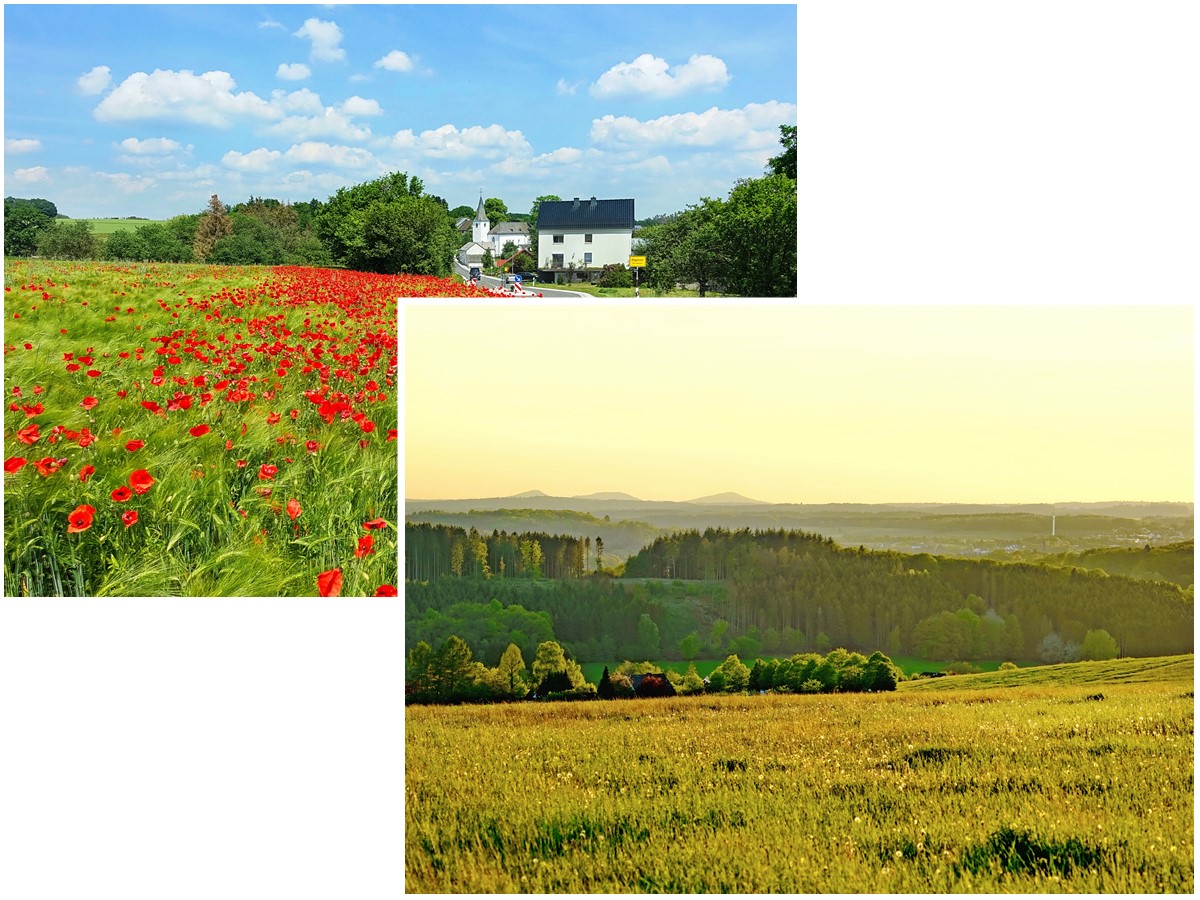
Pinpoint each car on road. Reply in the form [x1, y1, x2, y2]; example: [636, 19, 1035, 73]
[502, 273, 522, 285]
[469, 267, 481, 281]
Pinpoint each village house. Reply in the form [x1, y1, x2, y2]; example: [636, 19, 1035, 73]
[536, 196, 634, 282]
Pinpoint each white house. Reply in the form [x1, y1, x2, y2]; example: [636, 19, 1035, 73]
[536, 197, 634, 274]
[488, 220, 531, 257]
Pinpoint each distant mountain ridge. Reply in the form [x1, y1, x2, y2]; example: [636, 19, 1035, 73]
[686, 491, 767, 505]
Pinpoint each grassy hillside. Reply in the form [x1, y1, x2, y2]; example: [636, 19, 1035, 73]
[407, 655, 1193, 892]
[901, 653, 1193, 691]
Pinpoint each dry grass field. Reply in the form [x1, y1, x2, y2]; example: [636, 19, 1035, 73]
[406, 655, 1193, 892]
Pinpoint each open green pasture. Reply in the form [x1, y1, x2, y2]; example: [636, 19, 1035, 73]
[76, 218, 168, 235]
[406, 655, 1193, 892]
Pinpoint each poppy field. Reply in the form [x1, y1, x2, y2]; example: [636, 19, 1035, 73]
[3, 260, 427, 596]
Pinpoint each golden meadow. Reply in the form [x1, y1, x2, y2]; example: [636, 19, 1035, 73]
[406, 655, 1193, 892]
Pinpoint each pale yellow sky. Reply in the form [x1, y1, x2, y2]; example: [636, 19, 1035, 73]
[405, 304, 1193, 504]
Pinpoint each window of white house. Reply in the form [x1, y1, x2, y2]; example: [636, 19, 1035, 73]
[584, 252, 592, 264]
[553, 234, 564, 243]
[552, 253, 564, 266]
[584, 234, 593, 243]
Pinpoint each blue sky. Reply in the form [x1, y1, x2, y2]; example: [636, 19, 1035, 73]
[3, 3, 797, 220]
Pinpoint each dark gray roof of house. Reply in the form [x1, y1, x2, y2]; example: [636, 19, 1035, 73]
[538, 197, 634, 231]
[491, 221, 529, 235]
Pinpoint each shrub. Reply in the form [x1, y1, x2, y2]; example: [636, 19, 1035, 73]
[999, 661, 1019, 671]
[596, 263, 632, 288]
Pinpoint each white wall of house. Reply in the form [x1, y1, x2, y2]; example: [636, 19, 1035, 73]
[491, 232, 530, 255]
[537, 228, 632, 269]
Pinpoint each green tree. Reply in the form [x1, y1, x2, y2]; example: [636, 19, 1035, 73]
[1080, 629, 1119, 661]
[767, 124, 797, 180]
[713, 173, 796, 296]
[449, 205, 475, 220]
[678, 630, 701, 660]
[101, 229, 144, 260]
[532, 640, 584, 691]
[597, 665, 615, 699]
[3, 198, 51, 256]
[713, 653, 750, 692]
[495, 642, 529, 697]
[634, 613, 661, 659]
[36, 220, 98, 260]
[484, 197, 508, 228]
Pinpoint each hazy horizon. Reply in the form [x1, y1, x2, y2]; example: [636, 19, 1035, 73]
[404, 488, 1193, 506]
[406, 305, 1193, 506]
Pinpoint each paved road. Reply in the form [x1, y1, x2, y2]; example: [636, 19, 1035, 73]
[451, 260, 590, 299]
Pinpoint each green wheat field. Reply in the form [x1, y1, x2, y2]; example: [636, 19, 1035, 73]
[406, 655, 1193, 892]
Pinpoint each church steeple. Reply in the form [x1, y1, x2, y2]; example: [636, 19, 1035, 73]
[472, 193, 490, 244]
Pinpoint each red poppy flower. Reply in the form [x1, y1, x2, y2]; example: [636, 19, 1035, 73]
[258, 464, 277, 480]
[122, 510, 138, 528]
[317, 568, 343, 597]
[67, 504, 95, 534]
[80, 396, 98, 410]
[125, 440, 144, 452]
[374, 584, 398, 597]
[129, 469, 154, 494]
[266, 411, 280, 425]
[79, 464, 96, 483]
[35, 457, 61, 476]
[286, 499, 302, 520]
[111, 486, 133, 502]
[189, 424, 210, 438]
[354, 534, 375, 558]
[16, 423, 39, 444]
[305, 440, 319, 453]
[4, 457, 28, 473]
[362, 518, 388, 530]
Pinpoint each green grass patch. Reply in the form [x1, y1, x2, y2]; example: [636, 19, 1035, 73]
[900, 654, 1193, 692]
[75, 218, 167, 235]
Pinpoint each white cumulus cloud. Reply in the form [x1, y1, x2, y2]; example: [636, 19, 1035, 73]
[13, 166, 49, 183]
[284, 141, 375, 169]
[340, 96, 383, 117]
[119, 137, 182, 155]
[222, 148, 283, 172]
[390, 124, 532, 159]
[294, 18, 345, 62]
[374, 50, 414, 73]
[269, 88, 325, 116]
[97, 172, 153, 193]
[590, 101, 797, 149]
[78, 65, 113, 95]
[590, 53, 730, 99]
[266, 107, 372, 143]
[276, 63, 311, 81]
[93, 69, 275, 127]
[5, 138, 42, 153]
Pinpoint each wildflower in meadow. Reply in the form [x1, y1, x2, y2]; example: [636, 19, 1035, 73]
[67, 504, 95, 534]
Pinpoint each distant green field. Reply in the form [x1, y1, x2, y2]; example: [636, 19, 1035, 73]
[77, 218, 166, 234]
[901, 653, 1193, 691]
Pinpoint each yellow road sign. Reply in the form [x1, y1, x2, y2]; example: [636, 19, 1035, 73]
[628, 255, 646, 267]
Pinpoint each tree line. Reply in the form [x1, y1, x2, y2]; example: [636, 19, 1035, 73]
[4, 171, 461, 275]
[405, 631, 902, 705]
[406, 522, 601, 581]
[625, 527, 1193, 661]
[407, 526, 1192, 665]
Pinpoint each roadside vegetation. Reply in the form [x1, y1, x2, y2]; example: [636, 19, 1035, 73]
[406, 654, 1193, 892]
